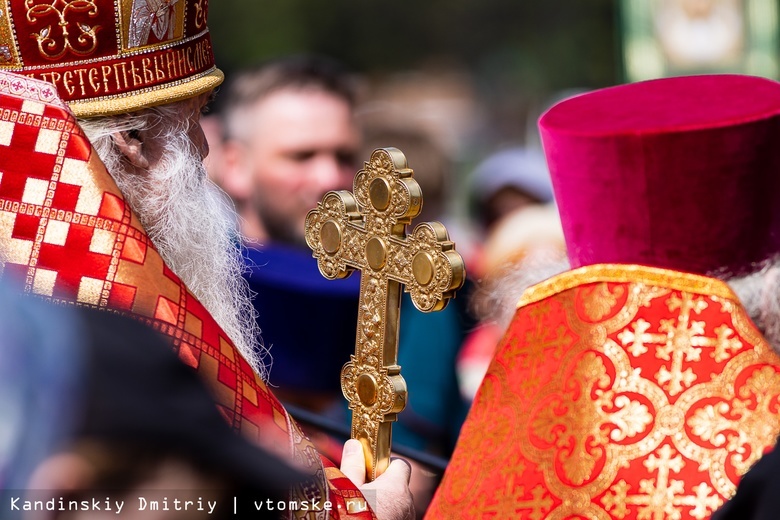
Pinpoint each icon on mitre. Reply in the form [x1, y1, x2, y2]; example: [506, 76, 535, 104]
[127, 0, 186, 49]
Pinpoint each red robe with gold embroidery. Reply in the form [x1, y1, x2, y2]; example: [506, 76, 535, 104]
[427, 264, 780, 519]
[0, 72, 373, 519]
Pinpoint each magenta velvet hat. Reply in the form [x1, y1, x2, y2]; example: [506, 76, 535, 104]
[539, 74, 780, 275]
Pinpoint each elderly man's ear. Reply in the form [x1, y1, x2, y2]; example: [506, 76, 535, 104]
[113, 130, 150, 169]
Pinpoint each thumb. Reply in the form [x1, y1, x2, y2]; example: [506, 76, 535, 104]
[340, 439, 367, 487]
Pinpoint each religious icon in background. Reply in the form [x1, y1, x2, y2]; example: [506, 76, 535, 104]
[306, 148, 465, 482]
[621, 0, 779, 81]
[655, 0, 744, 67]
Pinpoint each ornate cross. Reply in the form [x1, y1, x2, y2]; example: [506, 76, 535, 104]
[305, 148, 465, 481]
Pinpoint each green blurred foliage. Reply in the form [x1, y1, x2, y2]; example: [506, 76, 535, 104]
[208, 1, 621, 221]
[209, 0, 619, 94]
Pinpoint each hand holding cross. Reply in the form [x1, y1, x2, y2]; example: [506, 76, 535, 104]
[305, 148, 465, 482]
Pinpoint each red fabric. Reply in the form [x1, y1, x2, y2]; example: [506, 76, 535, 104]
[427, 265, 780, 519]
[2, 0, 216, 104]
[539, 74, 780, 275]
[0, 71, 374, 519]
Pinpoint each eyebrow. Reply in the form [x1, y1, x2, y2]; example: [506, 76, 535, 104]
[200, 90, 218, 114]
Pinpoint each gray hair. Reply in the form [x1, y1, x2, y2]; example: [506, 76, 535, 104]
[78, 105, 268, 379]
[221, 55, 358, 143]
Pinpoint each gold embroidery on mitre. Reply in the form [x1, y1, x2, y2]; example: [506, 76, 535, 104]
[192, 0, 204, 29]
[26, 0, 101, 60]
[0, 0, 22, 66]
[67, 67, 223, 118]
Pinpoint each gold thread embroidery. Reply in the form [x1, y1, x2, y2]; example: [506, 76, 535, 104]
[516, 284, 779, 517]
[581, 282, 625, 321]
[65, 67, 221, 117]
[518, 264, 737, 309]
[529, 351, 653, 487]
[617, 293, 744, 396]
[27, 0, 100, 60]
[193, 0, 204, 29]
[601, 445, 721, 520]
[467, 485, 553, 520]
[0, 0, 22, 66]
[15, 27, 210, 69]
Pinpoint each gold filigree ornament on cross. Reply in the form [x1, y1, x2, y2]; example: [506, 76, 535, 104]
[305, 147, 466, 481]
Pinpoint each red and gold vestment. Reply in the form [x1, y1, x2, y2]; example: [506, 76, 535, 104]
[0, 72, 372, 519]
[428, 264, 780, 519]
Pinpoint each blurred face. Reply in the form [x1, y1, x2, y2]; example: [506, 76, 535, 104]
[245, 88, 360, 245]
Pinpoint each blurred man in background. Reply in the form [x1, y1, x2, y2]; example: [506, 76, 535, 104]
[221, 55, 361, 245]
[218, 57, 472, 515]
[216, 56, 364, 415]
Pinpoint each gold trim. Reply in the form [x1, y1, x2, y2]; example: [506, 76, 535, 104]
[0, 0, 22, 67]
[517, 264, 738, 309]
[68, 67, 223, 117]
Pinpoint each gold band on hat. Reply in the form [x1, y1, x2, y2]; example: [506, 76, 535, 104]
[68, 68, 223, 117]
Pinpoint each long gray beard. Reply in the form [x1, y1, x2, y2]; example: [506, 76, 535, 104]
[727, 259, 780, 356]
[81, 115, 269, 380]
[475, 250, 571, 333]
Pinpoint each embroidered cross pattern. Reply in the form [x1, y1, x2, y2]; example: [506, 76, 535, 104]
[687, 366, 780, 476]
[467, 484, 552, 520]
[602, 444, 721, 519]
[618, 292, 742, 395]
[305, 148, 465, 481]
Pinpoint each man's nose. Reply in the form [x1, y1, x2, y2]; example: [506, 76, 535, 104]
[192, 123, 210, 161]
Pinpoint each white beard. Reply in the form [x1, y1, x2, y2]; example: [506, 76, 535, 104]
[727, 259, 780, 356]
[80, 110, 269, 379]
[475, 250, 570, 333]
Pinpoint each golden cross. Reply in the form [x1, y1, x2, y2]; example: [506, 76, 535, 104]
[305, 148, 465, 481]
